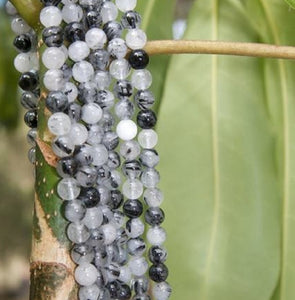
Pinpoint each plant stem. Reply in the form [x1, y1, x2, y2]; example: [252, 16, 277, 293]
[144, 40, 295, 60]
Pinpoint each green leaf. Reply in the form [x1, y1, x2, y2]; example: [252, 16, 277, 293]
[284, 0, 295, 9]
[136, 0, 176, 113]
[157, 0, 288, 299]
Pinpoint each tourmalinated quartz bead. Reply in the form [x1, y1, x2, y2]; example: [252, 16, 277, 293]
[57, 177, 80, 200]
[78, 187, 100, 208]
[114, 80, 133, 98]
[44, 69, 65, 91]
[62, 4, 83, 24]
[67, 222, 90, 244]
[21, 92, 38, 109]
[82, 207, 104, 229]
[84, 10, 102, 29]
[13, 34, 32, 53]
[92, 144, 108, 166]
[11, 17, 31, 34]
[126, 218, 145, 238]
[134, 90, 155, 110]
[107, 151, 121, 169]
[129, 50, 149, 70]
[19, 71, 39, 91]
[103, 131, 119, 150]
[147, 226, 166, 246]
[121, 11, 141, 29]
[75, 263, 98, 286]
[107, 38, 127, 59]
[63, 82, 78, 103]
[122, 160, 142, 178]
[152, 282, 172, 300]
[126, 29, 147, 50]
[116, 0, 137, 12]
[56, 156, 79, 178]
[137, 109, 157, 129]
[101, 223, 117, 245]
[101, 1, 118, 23]
[65, 22, 85, 43]
[145, 207, 165, 226]
[108, 190, 124, 209]
[68, 103, 82, 122]
[42, 47, 66, 69]
[141, 168, 160, 188]
[79, 284, 100, 300]
[74, 144, 94, 165]
[76, 165, 98, 187]
[115, 99, 135, 120]
[127, 238, 146, 256]
[48, 112, 71, 136]
[96, 90, 115, 109]
[139, 149, 159, 168]
[89, 49, 110, 71]
[81, 102, 103, 124]
[103, 21, 122, 40]
[110, 59, 130, 80]
[149, 263, 169, 283]
[73, 61, 94, 82]
[94, 71, 111, 89]
[123, 199, 143, 218]
[131, 69, 152, 90]
[14, 52, 39, 73]
[42, 26, 64, 47]
[64, 200, 86, 222]
[148, 246, 168, 264]
[52, 135, 75, 157]
[132, 276, 149, 295]
[122, 179, 143, 199]
[68, 41, 90, 62]
[120, 140, 141, 161]
[24, 109, 38, 128]
[27, 128, 38, 145]
[85, 28, 107, 49]
[69, 123, 88, 145]
[138, 129, 158, 149]
[129, 257, 148, 277]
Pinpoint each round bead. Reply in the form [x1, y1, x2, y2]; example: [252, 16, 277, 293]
[152, 282, 172, 300]
[131, 69, 152, 90]
[149, 263, 168, 283]
[82, 207, 103, 229]
[63, 82, 78, 103]
[13, 34, 31, 53]
[147, 226, 166, 246]
[65, 22, 85, 43]
[78, 187, 100, 208]
[56, 156, 78, 178]
[135, 90, 155, 110]
[75, 263, 98, 286]
[94, 71, 111, 89]
[101, 224, 117, 245]
[103, 21, 122, 40]
[103, 170, 122, 190]
[85, 28, 107, 50]
[74, 144, 94, 165]
[28, 147, 36, 164]
[116, 120, 137, 141]
[138, 129, 158, 149]
[69, 123, 88, 145]
[42, 47, 66, 69]
[137, 109, 157, 129]
[145, 207, 165, 226]
[132, 276, 149, 295]
[115, 99, 135, 120]
[122, 179, 143, 199]
[102, 132, 119, 151]
[148, 246, 168, 264]
[27, 128, 38, 145]
[21, 92, 38, 109]
[139, 149, 159, 168]
[107, 38, 127, 59]
[76, 166, 98, 187]
[126, 29, 147, 50]
[24, 109, 38, 128]
[122, 160, 142, 178]
[101, 1, 118, 23]
[84, 10, 102, 29]
[40, 6, 62, 27]
[127, 238, 146, 256]
[114, 80, 133, 98]
[62, 4, 83, 23]
[129, 257, 148, 277]
[19, 72, 39, 91]
[110, 59, 130, 80]
[141, 168, 160, 188]
[68, 103, 82, 122]
[81, 103, 103, 124]
[79, 284, 100, 300]
[107, 151, 121, 169]
[73, 61, 94, 82]
[89, 49, 110, 71]
[92, 144, 108, 166]
[96, 90, 115, 109]
[11, 17, 30, 34]
[14, 53, 34, 73]
[120, 140, 141, 160]
[44, 69, 65, 91]
[109, 190, 124, 209]
[129, 49, 149, 69]
[126, 218, 144, 238]
[42, 26, 64, 47]
[52, 135, 75, 157]
[115, 0, 137, 12]
[48, 112, 71, 136]
[68, 41, 90, 62]
[119, 266, 132, 283]
[123, 199, 143, 218]
[121, 11, 141, 29]
[57, 177, 80, 200]
[64, 199, 86, 222]
[67, 222, 90, 244]
[41, 0, 62, 5]
[46, 91, 68, 113]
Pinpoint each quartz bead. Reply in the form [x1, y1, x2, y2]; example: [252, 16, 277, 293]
[62, 4, 83, 23]
[116, 120, 137, 141]
[148, 246, 168, 264]
[61, 62, 72, 80]
[113, 212, 125, 229]
[101, 1, 118, 23]
[19, 72, 39, 91]
[145, 207, 165, 226]
[143, 188, 163, 207]
[65, 22, 85, 42]
[102, 131, 119, 150]
[141, 168, 160, 188]
[13, 34, 31, 53]
[126, 218, 144, 238]
[115, 0, 137, 12]
[75, 263, 98, 286]
[96, 90, 115, 109]
[108, 190, 123, 209]
[42, 46, 66, 69]
[69, 123, 88, 145]
[103, 170, 122, 190]
[118, 284, 132, 300]
[76, 166, 98, 187]
[41, 0, 62, 5]
[79, 284, 101, 300]
[52, 135, 75, 157]
[127, 238, 146, 256]
[126, 29, 147, 50]
[103, 21, 122, 40]
[104, 263, 121, 281]
[139, 149, 159, 168]
[97, 186, 110, 206]
[120, 140, 141, 160]
[122, 160, 142, 178]
[64, 199, 86, 222]
[121, 11, 141, 29]
[114, 80, 133, 98]
[132, 276, 149, 295]
[89, 49, 110, 71]
[152, 282, 172, 300]
[84, 10, 102, 29]
[48, 112, 72, 136]
[46, 91, 68, 113]
[119, 266, 131, 283]
[123, 199, 143, 218]
[129, 257, 148, 277]
[115, 99, 135, 120]
[24, 109, 38, 128]
[122, 179, 143, 199]
[27, 128, 38, 145]
[21, 92, 38, 109]
[69, 41, 90, 62]
[88, 228, 104, 247]
[44, 69, 65, 91]
[147, 226, 166, 246]
[57, 177, 80, 200]
[78, 187, 100, 208]
[109, 59, 130, 80]
[138, 129, 158, 149]
[28, 147, 36, 164]
[135, 90, 155, 110]
[137, 109, 157, 129]
[42, 26, 64, 47]
[94, 71, 111, 89]
[96, 165, 111, 184]
[82, 207, 103, 229]
[81, 102, 103, 124]
[57, 156, 79, 178]
[11, 17, 30, 34]
[129, 49, 149, 70]
[92, 144, 108, 166]
[131, 69, 152, 90]
[132, 295, 151, 300]
[68, 222, 90, 244]
[63, 82, 78, 103]
[107, 38, 127, 59]
[85, 28, 107, 49]
[106, 281, 120, 299]
[14, 53, 35, 73]
[40, 6, 62, 27]
[68, 102, 82, 122]
[101, 224, 117, 245]
[73, 61, 94, 82]
[107, 151, 121, 169]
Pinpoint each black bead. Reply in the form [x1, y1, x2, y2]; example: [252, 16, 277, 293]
[118, 283, 132, 300]
[148, 246, 168, 264]
[137, 109, 157, 129]
[134, 90, 155, 110]
[65, 22, 85, 43]
[121, 11, 141, 29]
[42, 26, 64, 47]
[129, 50, 149, 70]
[84, 10, 102, 29]
[24, 109, 38, 128]
[103, 21, 122, 40]
[19, 72, 39, 91]
[107, 151, 121, 169]
[40, 0, 61, 6]
[13, 34, 32, 52]
[78, 187, 100, 208]
[149, 263, 169, 283]
[114, 80, 133, 98]
[74, 145, 94, 166]
[145, 207, 165, 226]
[56, 157, 79, 178]
[123, 199, 143, 218]
[21, 92, 38, 109]
[46, 91, 68, 113]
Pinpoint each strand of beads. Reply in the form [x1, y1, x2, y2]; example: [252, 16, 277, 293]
[7, 1, 40, 164]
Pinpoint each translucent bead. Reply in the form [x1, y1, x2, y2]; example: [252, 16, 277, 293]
[126, 29, 147, 50]
[78, 81, 97, 104]
[89, 50, 110, 71]
[129, 257, 148, 277]
[119, 266, 131, 283]
[101, 224, 117, 245]
[116, 120, 137, 141]
[83, 207, 104, 229]
[68, 41, 90, 62]
[57, 177, 80, 200]
[94, 71, 111, 89]
[63, 82, 78, 103]
[5, 2, 17, 16]
[56, 156, 79, 178]
[64, 200, 86, 222]
[76, 166, 98, 187]
[82, 103, 103, 124]
[14, 53, 35, 73]
[132, 276, 149, 295]
[140, 149, 159, 168]
[42, 26, 64, 48]
[42, 47, 66, 69]
[148, 246, 168, 264]
[62, 4, 83, 23]
[122, 179, 143, 199]
[68, 102, 82, 122]
[69, 123, 88, 145]
[84, 10, 102, 29]
[27, 128, 38, 145]
[103, 170, 122, 190]
[86, 28, 107, 50]
[115, 99, 135, 120]
[74, 144, 94, 165]
[152, 282, 172, 300]
[79, 284, 101, 300]
[100, 111, 115, 132]
[107, 38, 127, 59]
[11, 17, 31, 34]
[102, 132, 119, 151]
[87, 125, 104, 145]
[19, 71, 39, 91]
[21, 92, 38, 110]
[104, 263, 121, 281]
[67, 222, 90, 243]
[138, 129, 158, 149]
[65, 22, 85, 43]
[97, 186, 111, 206]
[48, 112, 71, 136]
[96, 90, 115, 109]
[52, 135, 75, 157]
[126, 218, 144, 238]
[28, 147, 36, 164]
[115, 0, 137, 12]
[123, 200, 143, 219]
[127, 238, 146, 256]
[109, 59, 130, 80]
[144, 188, 163, 207]
[79, 187, 100, 208]
[141, 168, 160, 188]
[73, 61, 94, 82]
[107, 152, 121, 170]
[120, 140, 141, 160]
[40, 6, 62, 27]
[92, 144, 109, 166]
[101, 1, 118, 23]
[113, 211, 125, 229]
[122, 160, 142, 178]
[103, 21, 122, 40]
[121, 11, 141, 29]
[131, 69, 152, 90]
[44, 69, 65, 91]
[147, 226, 166, 246]
[75, 263, 98, 286]
[46, 91, 68, 113]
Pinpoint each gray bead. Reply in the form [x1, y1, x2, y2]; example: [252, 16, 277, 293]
[68, 102, 82, 122]
[87, 228, 104, 247]
[96, 165, 111, 185]
[114, 80, 133, 98]
[74, 144, 94, 166]
[107, 151, 121, 169]
[21, 91, 38, 109]
[103, 131, 119, 150]
[89, 49, 110, 70]
[134, 90, 155, 110]
[132, 276, 149, 295]
[121, 11, 142, 29]
[96, 89, 115, 109]
[87, 125, 104, 145]
[103, 21, 122, 40]
[139, 149, 159, 168]
[78, 81, 97, 104]
[103, 170, 121, 190]
[76, 165, 98, 187]
[100, 111, 115, 132]
[27, 128, 38, 145]
[104, 263, 120, 281]
[52, 136, 75, 157]
[120, 140, 141, 160]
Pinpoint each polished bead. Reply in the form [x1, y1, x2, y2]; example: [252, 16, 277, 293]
[107, 38, 127, 59]
[75, 263, 98, 286]
[57, 156, 79, 178]
[24, 109, 37, 128]
[68, 102, 82, 122]
[14, 53, 36, 73]
[44, 69, 65, 91]
[21, 92, 38, 109]
[114, 212, 126, 230]
[81, 102, 103, 124]
[65, 22, 85, 42]
[131, 69, 152, 90]
[103, 170, 122, 190]
[78, 187, 100, 208]
[92, 144, 109, 166]
[41, 0, 61, 5]
[129, 257, 148, 277]
[19, 72, 39, 91]
[147, 226, 166, 246]
[127, 238, 146, 256]
[61, 62, 72, 80]
[132, 295, 151, 300]
[69, 123, 88, 145]
[122, 160, 142, 178]
[73, 61, 94, 82]
[74, 143, 94, 165]
[76, 165, 98, 187]
[135, 90, 155, 110]
[69, 41, 90, 62]
[141, 168, 160, 188]
[84, 10, 102, 29]
[86, 28, 107, 49]
[64, 199, 86, 222]
[78, 81, 97, 104]
[116, 120, 137, 141]
[119, 266, 131, 283]
[46, 91, 68, 113]
[149, 263, 168, 283]
[97, 186, 110, 206]
[42, 26, 64, 47]
[103, 21, 122, 40]
[122, 179, 143, 199]
[152, 282, 172, 300]
[129, 49, 149, 69]
[101, 1, 118, 23]
[110, 59, 130, 80]
[79, 284, 100, 300]
[63, 82, 78, 103]
[52, 135, 75, 157]
[103, 131, 119, 150]
[96, 90, 115, 109]
[57, 177, 80, 200]
[83, 207, 103, 229]
[94, 71, 111, 89]
[116, 0, 137, 12]
[126, 218, 144, 238]
[48, 112, 71, 136]
[121, 10, 141, 29]
[11, 17, 30, 34]
[96, 165, 111, 184]
[138, 129, 158, 149]
[114, 80, 133, 99]
[62, 4, 83, 23]
[100, 111, 115, 132]
[123, 199, 143, 218]
[5, 2, 17, 15]
[107, 151, 121, 169]
[126, 29, 147, 50]
[109, 190, 123, 209]
[145, 207, 165, 226]
[27, 128, 38, 145]
[68, 222, 90, 243]
[132, 276, 149, 295]
[13, 34, 31, 53]
[28, 147, 36, 164]
[115, 99, 135, 120]
[106, 281, 120, 298]
[101, 224, 117, 245]
[148, 246, 168, 264]
[89, 49, 110, 71]
[40, 6, 62, 27]
[117, 284, 132, 300]
[139, 149, 159, 168]
[120, 140, 141, 160]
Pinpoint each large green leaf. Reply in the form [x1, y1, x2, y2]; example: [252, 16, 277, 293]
[157, 0, 291, 299]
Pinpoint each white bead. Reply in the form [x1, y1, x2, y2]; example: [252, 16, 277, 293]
[69, 123, 88, 145]
[115, 0, 137, 12]
[42, 47, 66, 69]
[63, 82, 78, 102]
[138, 129, 158, 149]
[14, 53, 34, 73]
[101, 1, 118, 23]
[119, 266, 131, 283]
[40, 6, 62, 27]
[75, 263, 98, 286]
[116, 120, 137, 141]
[44, 69, 65, 91]
[57, 177, 80, 200]
[62, 4, 83, 23]
[92, 144, 109, 166]
[153, 282, 172, 300]
[129, 257, 148, 277]
[101, 224, 117, 245]
[79, 284, 101, 300]
[73, 61, 94, 83]
[85, 28, 107, 50]
[60, 45, 69, 60]
[144, 188, 164, 207]
[94, 71, 111, 89]
[68, 41, 90, 62]
[147, 226, 166, 246]
[82, 103, 103, 124]
[107, 38, 127, 59]
[82, 207, 103, 229]
[11, 17, 31, 34]
[109, 59, 130, 80]
[122, 179, 143, 199]
[126, 218, 145, 238]
[126, 29, 147, 50]
[67, 222, 90, 243]
[131, 69, 152, 90]
[48, 112, 71, 136]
